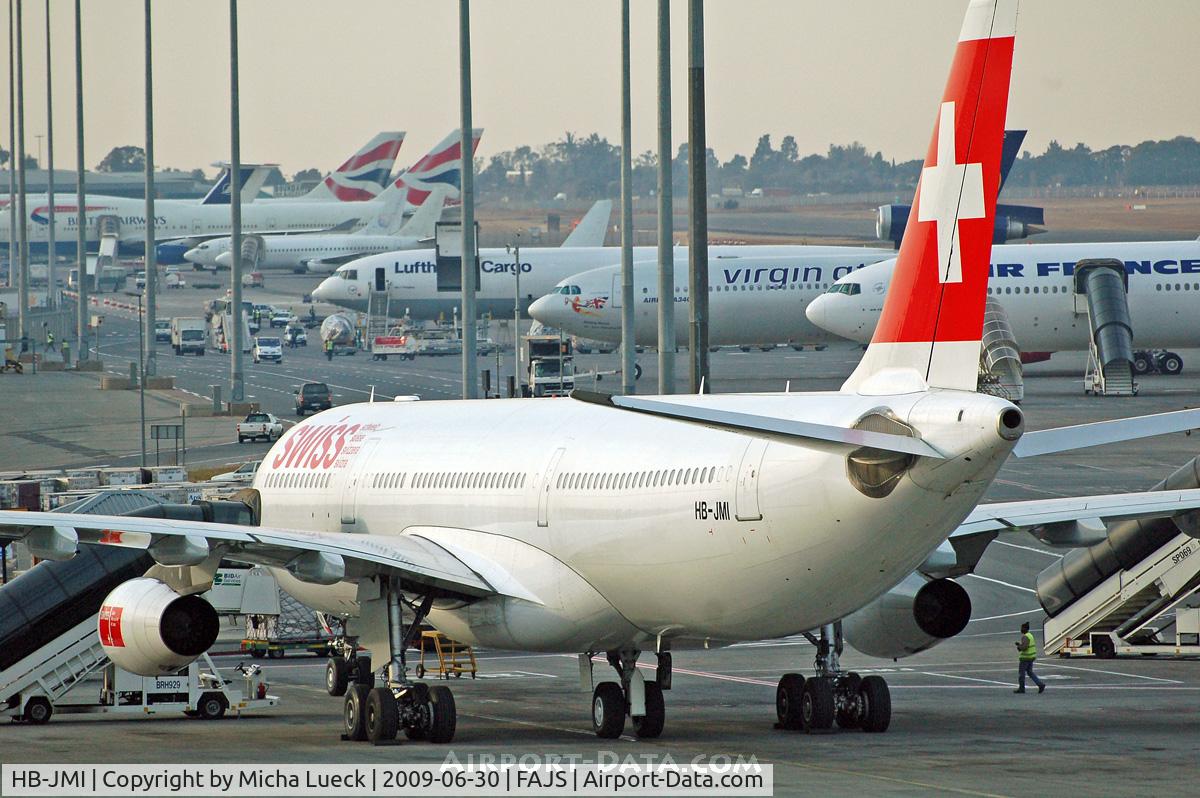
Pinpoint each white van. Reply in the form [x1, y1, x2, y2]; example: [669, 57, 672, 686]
[253, 336, 283, 364]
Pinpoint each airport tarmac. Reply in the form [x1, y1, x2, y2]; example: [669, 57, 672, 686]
[4, 278, 1200, 795]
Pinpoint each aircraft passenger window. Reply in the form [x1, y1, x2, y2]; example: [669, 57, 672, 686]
[1177, 284, 1182, 291]
[1156, 284, 1162, 291]
[556, 474, 564, 489]
[520, 474, 526, 488]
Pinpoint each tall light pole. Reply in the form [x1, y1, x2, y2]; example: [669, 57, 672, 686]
[141, 0, 156, 377]
[687, 0, 709, 393]
[656, 0, 674, 393]
[43, 0, 54, 307]
[458, 0, 477, 399]
[7, 0, 16, 291]
[73, 0, 86, 358]
[228, 0, 244, 402]
[15, 0, 29, 344]
[510, 235, 520, 394]
[136, 293, 146, 467]
[619, 0, 635, 395]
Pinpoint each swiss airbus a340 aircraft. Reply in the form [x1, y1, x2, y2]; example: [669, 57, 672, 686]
[4, 0, 1200, 746]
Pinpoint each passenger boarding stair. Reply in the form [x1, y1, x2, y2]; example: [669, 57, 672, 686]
[977, 297, 1024, 402]
[366, 291, 391, 351]
[1075, 258, 1136, 397]
[1038, 457, 1200, 657]
[240, 235, 263, 270]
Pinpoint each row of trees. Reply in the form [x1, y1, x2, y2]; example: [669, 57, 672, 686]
[473, 133, 1200, 201]
[10, 135, 1197, 197]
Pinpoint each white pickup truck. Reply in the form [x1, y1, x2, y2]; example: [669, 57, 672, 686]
[236, 412, 283, 443]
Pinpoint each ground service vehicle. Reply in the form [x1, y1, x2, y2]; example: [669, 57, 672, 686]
[523, 334, 575, 397]
[294, 382, 332, 416]
[237, 412, 283, 443]
[372, 333, 416, 361]
[170, 317, 207, 355]
[154, 320, 171, 343]
[253, 336, 283, 364]
[210, 460, 260, 483]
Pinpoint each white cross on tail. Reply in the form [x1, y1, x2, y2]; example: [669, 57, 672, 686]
[917, 102, 986, 283]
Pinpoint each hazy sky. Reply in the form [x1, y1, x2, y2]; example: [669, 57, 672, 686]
[4, 1, 1197, 177]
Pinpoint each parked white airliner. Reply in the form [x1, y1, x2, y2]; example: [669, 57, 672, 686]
[311, 243, 883, 320]
[0, 132, 407, 256]
[527, 249, 891, 348]
[806, 240, 1200, 372]
[6, 1, 1200, 749]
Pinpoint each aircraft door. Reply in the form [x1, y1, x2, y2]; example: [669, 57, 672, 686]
[610, 275, 622, 308]
[375, 267, 387, 292]
[734, 438, 768, 521]
[537, 447, 567, 527]
[340, 439, 380, 526]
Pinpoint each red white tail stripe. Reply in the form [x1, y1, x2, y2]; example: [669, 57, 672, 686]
[844, 0, 1016, 393]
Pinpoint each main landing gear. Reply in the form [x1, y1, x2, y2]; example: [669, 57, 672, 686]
[584, 648, 671, 739]
[775, 622, 891, 734]
[1133, 349, 1184, 376]
[341, 581, 457, 746]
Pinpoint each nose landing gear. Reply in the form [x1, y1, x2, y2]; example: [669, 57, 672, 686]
[341, 582, 457, 746]
[775, 622, 891, 734]
[584, 648, 670, 739]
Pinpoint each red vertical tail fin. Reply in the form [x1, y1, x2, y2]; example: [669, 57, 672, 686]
[844, 0, 1017, 393]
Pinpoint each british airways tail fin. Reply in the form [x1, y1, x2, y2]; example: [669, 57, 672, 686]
[302, 132, 406, 202]
[843, 0, 1017, 394]
[395, 128, 483, 207]
[561, 200, 613, 247]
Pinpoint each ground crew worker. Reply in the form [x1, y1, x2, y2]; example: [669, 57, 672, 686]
[324, 338, 334, 361]
[1014, 621, 1046, 694]
[61, 339, 70, 367]
[45, 329, 56, 352]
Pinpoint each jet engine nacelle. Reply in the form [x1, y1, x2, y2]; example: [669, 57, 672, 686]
[98, 578, 220, 676]
[842, 574, 971, 660]
[877, 204, 1035, 247]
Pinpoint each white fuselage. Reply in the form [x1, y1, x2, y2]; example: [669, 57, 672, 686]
[310, 245, 893, 320]
[807, 240, 1200, 352]
[211, 234, 428, 273]
[528, 250, 892, 347]
[253, 390, 1015, 653]
[1, 192, 384, 250]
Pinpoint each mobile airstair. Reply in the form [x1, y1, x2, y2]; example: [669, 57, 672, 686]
[1075, 258, 1136, 396]
[977, 297, 1024, 402]
[1038, 458, 1200, 657]
[365, 290, 391, 352]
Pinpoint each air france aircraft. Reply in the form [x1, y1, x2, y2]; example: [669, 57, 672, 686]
[806, 240, 1200, 373]
[199, 131, 481, 274]
[6, 0, 1200, 748]
[527, 249, 891, 348]
[0, 132, 406, 257]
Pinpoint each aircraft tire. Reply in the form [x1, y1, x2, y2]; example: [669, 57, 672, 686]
[1160, 352, 1184, 376]
[775, 673, 805, 730]
[858, 676, 891, 733]
[592, 682, 625, 739]
[366, 688, 399, 744]
[801, 676, 835, 732]
[326, 658, 349, 696]
[632, 682, 665, 738]
[427, 686, 457, 744]
[344, 684, 370, 741]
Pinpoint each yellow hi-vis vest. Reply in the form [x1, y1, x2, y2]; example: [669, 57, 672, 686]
[1019, 631, 1037, 661]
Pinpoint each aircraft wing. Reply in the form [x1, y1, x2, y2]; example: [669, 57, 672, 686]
[920, 488, 1200, 578]
[0, 509, 509, 601]
[573, 390, 945, 458]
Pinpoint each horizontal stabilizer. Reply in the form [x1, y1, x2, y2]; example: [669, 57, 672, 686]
[572, 391, 944, 458]
[1012, 408, 1200, 458]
